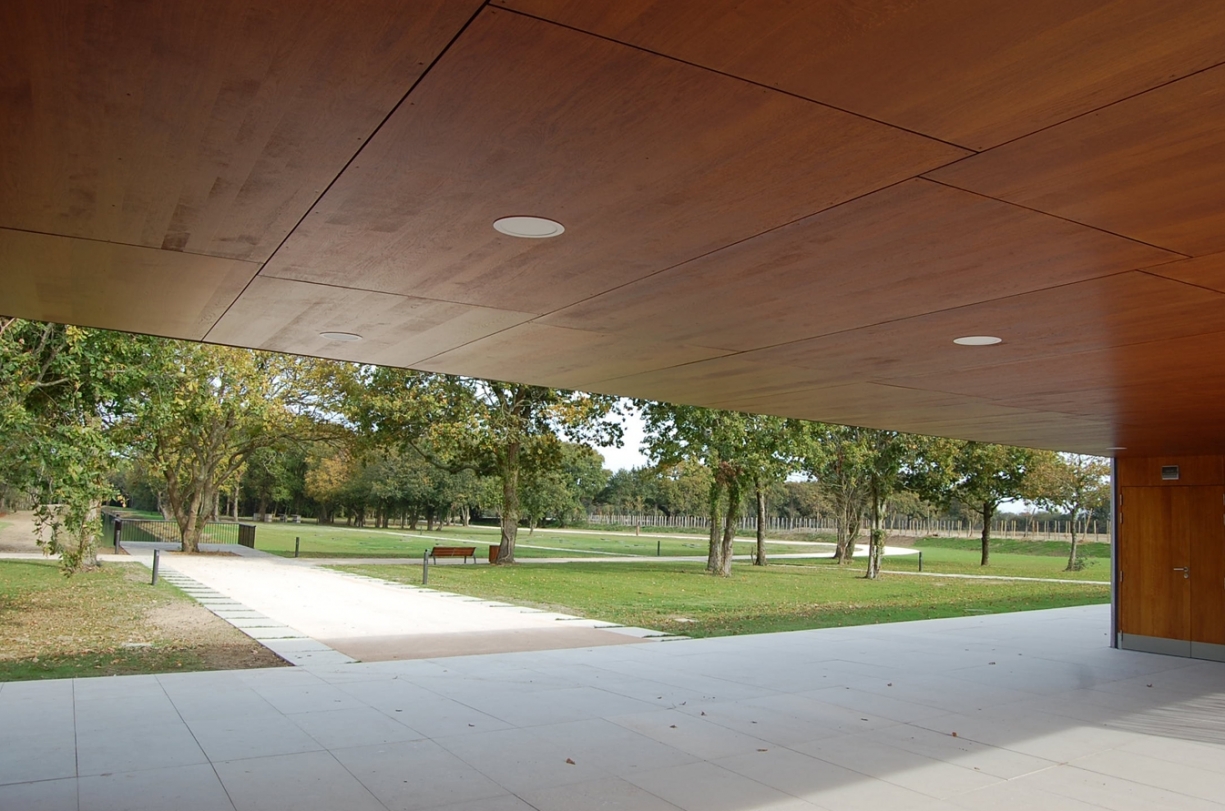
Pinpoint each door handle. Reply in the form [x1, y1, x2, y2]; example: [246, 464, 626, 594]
[1174, 566, 1190, 578]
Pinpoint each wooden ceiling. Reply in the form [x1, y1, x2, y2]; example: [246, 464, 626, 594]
[4, 1, 1225, 455]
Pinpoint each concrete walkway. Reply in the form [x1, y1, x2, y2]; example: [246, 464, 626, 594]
[5, 605, 1225, 811]
[118, 543, 666, 664]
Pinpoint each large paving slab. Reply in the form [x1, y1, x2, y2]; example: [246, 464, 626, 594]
[3, 605, 1224, 811]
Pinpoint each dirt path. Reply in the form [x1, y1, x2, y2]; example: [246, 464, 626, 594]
[0, 511, 45, 553]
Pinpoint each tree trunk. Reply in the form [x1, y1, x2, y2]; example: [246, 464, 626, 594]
[835, 498, 860, 564]
[706, 478, 724, 574]
[866, 481, 882, 579]
[980, 502, 995, 566]
[1066, 508, 1081, 571]
[59, 499, 102, 571]
[497, 441, 520, 564]
[231, 482, 239, 520]
[754, 479, 767, 567]
[717, 478, 741, 577]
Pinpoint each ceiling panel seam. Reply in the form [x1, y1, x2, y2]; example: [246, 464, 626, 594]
[492, 5, 978, 154]
[243, 274, 524, 314]
[494, 7, 1225, 159]
[1136, 265, 1225, 296]
[709, 269, 1208, 357]
[513, 176, 945, 328]
[202, 1, 492, 344]
[916, 177, 1193, 258]
[0, 225, 264, 268]
[935, 56, 1225, 157]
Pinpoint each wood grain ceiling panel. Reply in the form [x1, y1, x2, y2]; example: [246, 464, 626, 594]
[540, 180, 1176, 352]
[0, 0, 480, 260]
[931, 64, 1225, 257]
[261, 8, 966, 314]
[583, 357, 839, 411]
[413, 324, 729, 390]
[586, 360, 1113, 452]
[0, 229, 256, 340]
[1146, 251, 1225, 292]
[206, 277, 534, 367]
[885, 331, 1225, 446]
[501, 0, 1225, 151]
[741, 271, 1225, 385]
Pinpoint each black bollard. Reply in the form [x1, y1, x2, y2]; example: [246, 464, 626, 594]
[657, 539, 661, 557]
[918, 551, 923, 572]
[294, 537, 300, 558]
[422, 549, 429, 585]
[151, 549, 160, 585]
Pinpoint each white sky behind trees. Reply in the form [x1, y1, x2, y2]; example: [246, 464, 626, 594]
[598, 407, 649, 471]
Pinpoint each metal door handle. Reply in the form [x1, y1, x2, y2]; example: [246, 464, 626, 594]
[1174, 566, 1190, 578]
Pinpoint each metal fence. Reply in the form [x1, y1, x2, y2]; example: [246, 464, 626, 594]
[583, 513, 1110, 544]
[102, 510, 256, 547]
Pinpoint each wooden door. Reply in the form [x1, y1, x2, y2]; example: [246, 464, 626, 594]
[1119, 486, 1191, 642]
[1190, 486, 1225, 647]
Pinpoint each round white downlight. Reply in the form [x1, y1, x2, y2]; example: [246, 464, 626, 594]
[493, 216, 565, 238]
[319, 332, 363, 343]
[952, 335, 1003, 346]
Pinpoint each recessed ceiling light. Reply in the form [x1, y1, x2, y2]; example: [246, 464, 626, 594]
[953, 335, 1003, 346]
[319, 332, 362, 343]
[1107, 446, 1127, 451]
[493, 216, 565, 238]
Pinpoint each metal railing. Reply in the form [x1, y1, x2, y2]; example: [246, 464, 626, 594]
[103, 509, 256, 547]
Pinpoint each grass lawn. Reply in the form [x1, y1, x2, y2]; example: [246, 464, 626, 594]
[333, 560, 1110, 639]
[251, 522, 823, 560]
[875, 536, 1111, 581]
[0, 559, 285, 681]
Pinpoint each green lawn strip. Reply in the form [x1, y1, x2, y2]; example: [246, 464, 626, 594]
[0, 559, 281, 681]
[252, 522, 822, 560]
[785, 548, 1107, 581]
[331, 561, 1109, 639]
[874, 536, 1111, 581]
[915, 535, 1111, 558]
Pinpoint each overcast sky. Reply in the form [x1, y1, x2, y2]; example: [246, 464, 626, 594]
[598, 408, 650, 471]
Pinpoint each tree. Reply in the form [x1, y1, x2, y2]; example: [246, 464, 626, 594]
[526, 442, 611, 528]
[242, 445, 308, 520]
[907, 439, 1040, 566]
[641, 404, 779, 576]
[798, 424, 874, 564]
[126, 344, 342, 552]
[350, 370, 620, 563]
[1029, 453, 1110, 571]
[861, 430, 911, 579]
[653, 460, 714, 518]
[739, 415, 796, 566]
[0, 319, 152, 572]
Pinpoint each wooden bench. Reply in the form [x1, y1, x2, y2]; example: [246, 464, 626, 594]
[428, 546, 478, 564]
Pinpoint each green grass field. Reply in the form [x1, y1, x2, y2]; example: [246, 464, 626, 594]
[878, 536, 1110, 581]
[335, 560, 1109, 638]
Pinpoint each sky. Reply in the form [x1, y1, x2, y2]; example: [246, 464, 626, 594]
[598, 408, 650, 471]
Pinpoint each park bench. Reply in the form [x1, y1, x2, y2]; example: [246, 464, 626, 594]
[428, 546, 478, 563]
